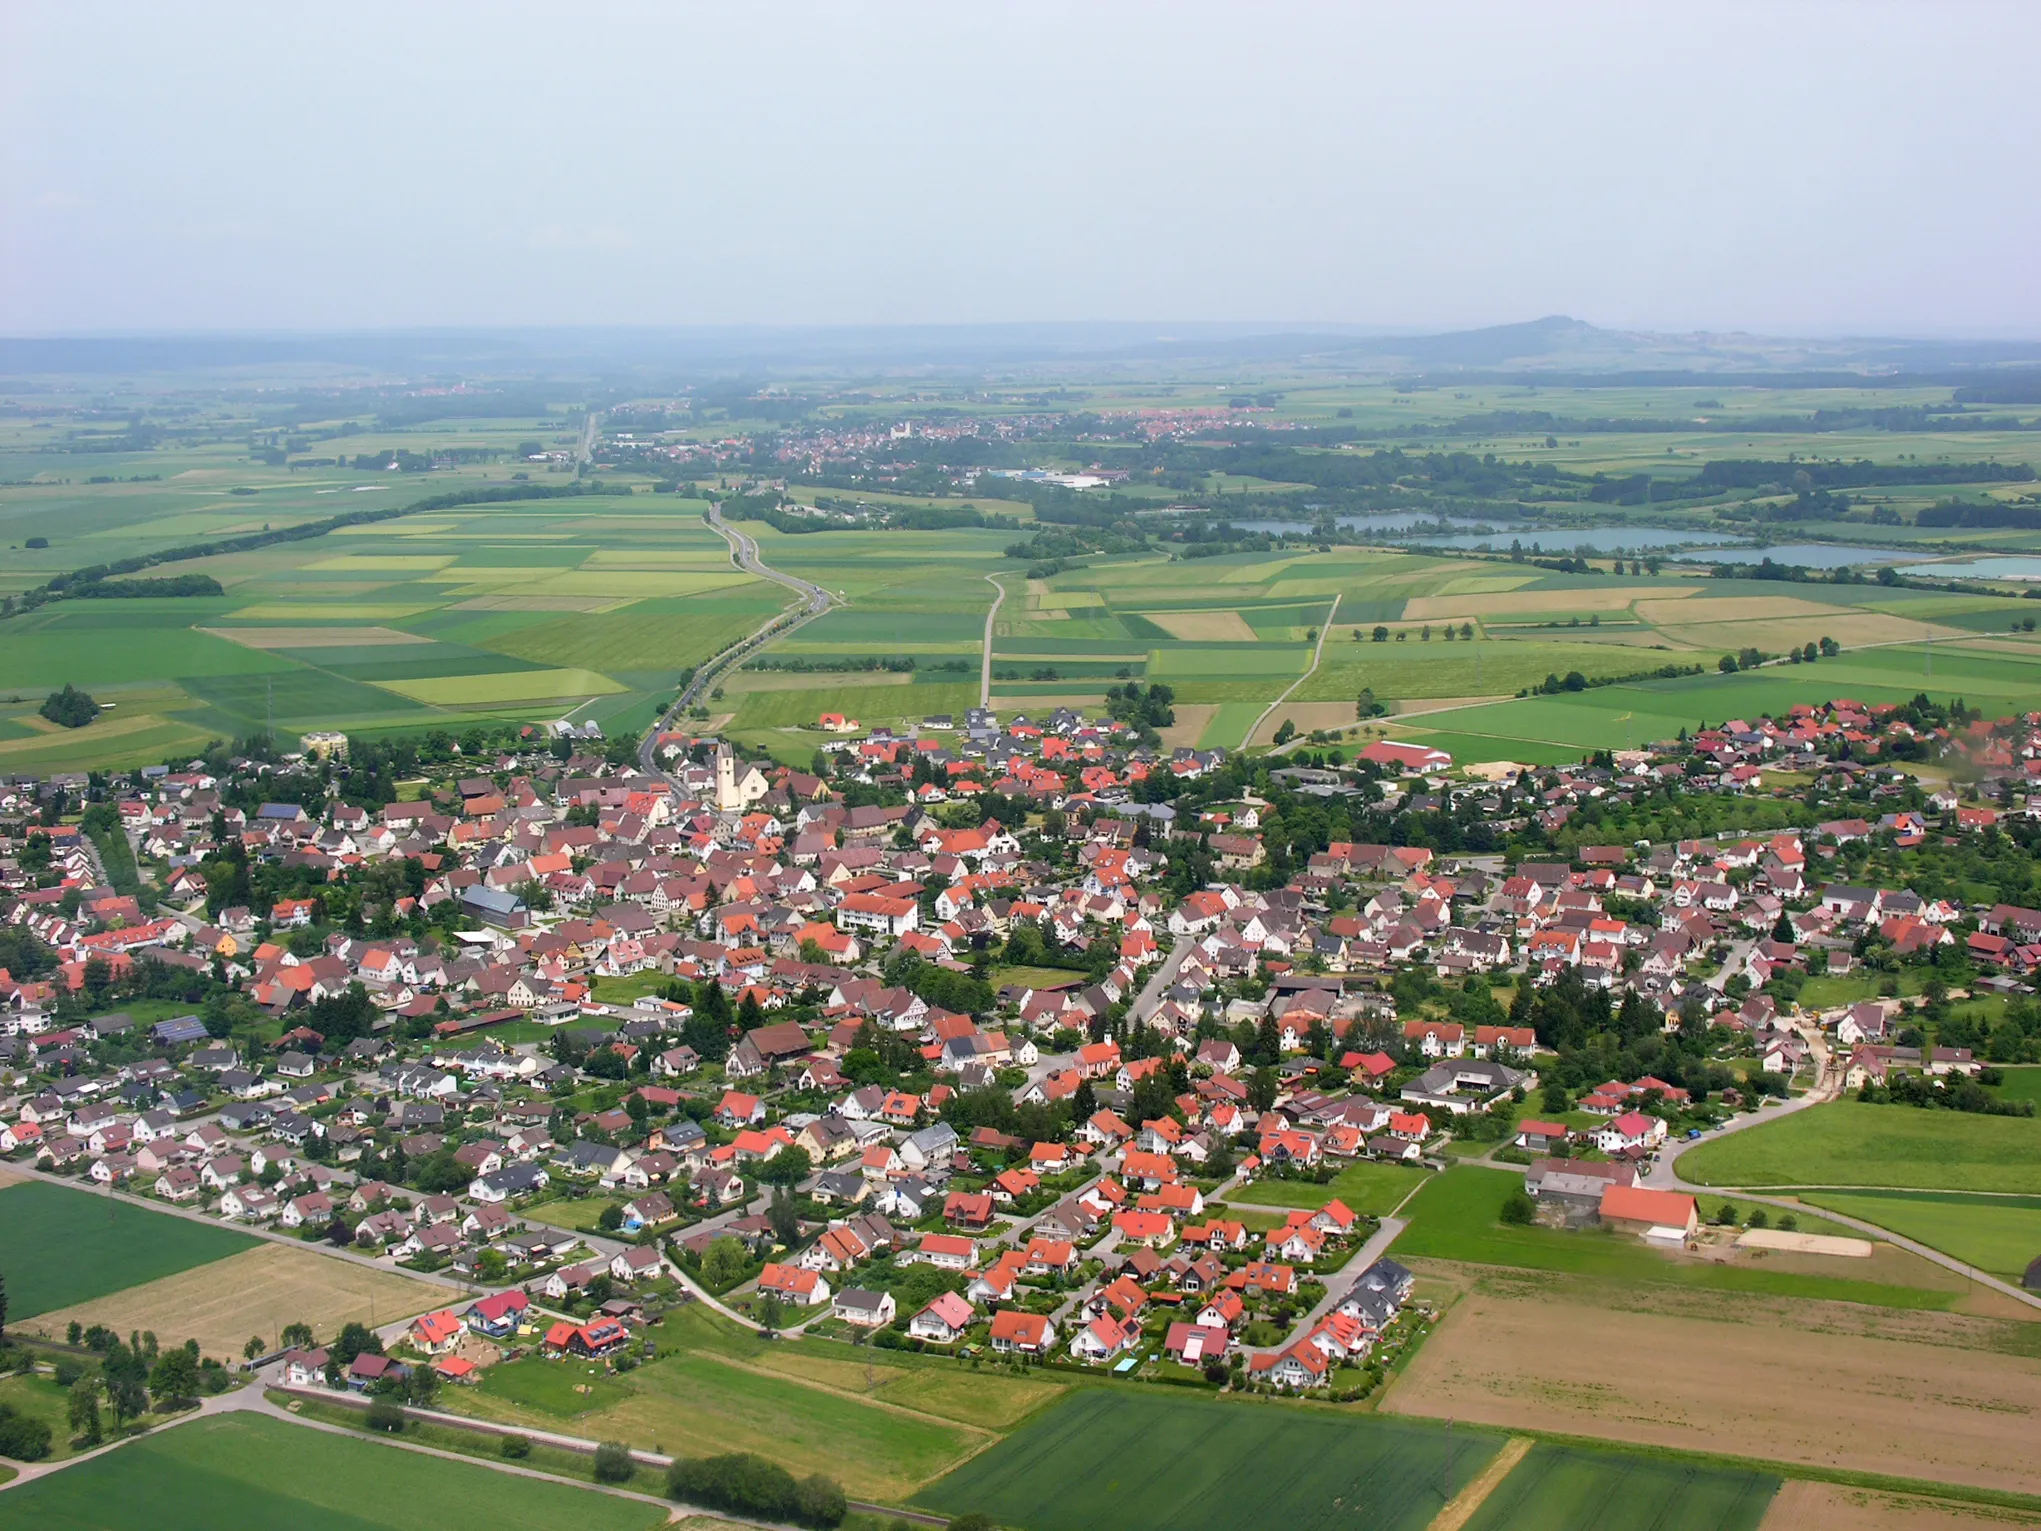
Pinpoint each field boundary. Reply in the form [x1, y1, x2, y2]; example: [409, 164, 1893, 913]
[1242, 593, 1338, 747]
[1425, 1436, 1534, 1531]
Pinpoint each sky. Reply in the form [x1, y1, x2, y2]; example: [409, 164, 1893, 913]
[3, 1, 2037, 338]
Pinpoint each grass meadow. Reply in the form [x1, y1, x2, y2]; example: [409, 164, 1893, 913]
[1389, 1167, 1966, 1310]
[1678, 1102, 2041, 1194]
[0, 1179, 255, 1318]
[0, 1413, 665, 1531]
[1799, 1189, 2041, 1279]
[1223, 1160, 1430, 1217]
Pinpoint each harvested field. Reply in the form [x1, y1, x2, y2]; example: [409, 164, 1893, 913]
[1762, 1482, 2041, 1530]
[1250, 699, 1357, 744]
[1143, 609, 1260, 642]
[1655, 614, 1962, 651]
[1634, 595, 1847, 624]
[25, 1241, 443, 1357]
[1382, 1276, 2041, 1496]
[376, 667, 625, 705]
[1158, 703, 1219, 748]
[201, 625, 433, 649]
[1405, 586, 1694, 620]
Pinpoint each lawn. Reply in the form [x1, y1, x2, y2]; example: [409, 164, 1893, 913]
[0, 1180, 256, 1318]
[1799, 1189, 2041, 1279]
[1993, 1067, 2041, 1107]
[0, 1412, 665, 1531]
[1679, 1101, 2041, 1193]
[1224, 1161, 1431, 1218]
[521, 1197, 623, 1234]
[476, 1355, 635, 1417]
[915, 1388, 1503, 1531]
[1461, 1442, 1778, 1531]
[0, 1373, 83, 1463]
[1389, 1167, 1958, 1309]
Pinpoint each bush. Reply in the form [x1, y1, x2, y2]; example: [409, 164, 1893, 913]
[0, 1404, 53, 1461]
[1498, 1188, 1535, 1225]
[363, 1398, 406, 1434]
[593, 1440, 636, 1483]
[667, 1453, 846, 1527]
[500, 1433, 532, 1458]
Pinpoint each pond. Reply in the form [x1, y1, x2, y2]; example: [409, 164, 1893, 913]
[1898, 555, 2041, 581]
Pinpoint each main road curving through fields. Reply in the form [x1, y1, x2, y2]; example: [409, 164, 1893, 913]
[636, 503, 834, 780]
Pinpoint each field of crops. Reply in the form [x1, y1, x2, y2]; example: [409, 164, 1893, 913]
[0, 1413, 663, 1531]
[915, 1389, 1502, 1531]
[0, 485, 787, 768]
[0, 1179, 255, 1318]
[1461, 1443, 1778, 1531]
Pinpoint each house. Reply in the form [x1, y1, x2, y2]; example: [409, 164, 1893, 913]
[610, 1246, 665, 1285]
[1598, 1183, 1698, 1242]
[464, 1290, 531, 1338]
[408, 1310, 464, 1356]
[831, 1288, 897, 1328]
[1249, 1343, 1330, 1389]
[757, 1262, 830, 1306]
[279, 1348, 330, 1387]
[1069, 1314, 1136, 1363]
[912, 1233, 978, 1270]
[909, 1291, 975, 1344]
[988, 1309, 1056, 1355]
[1164, 1322, 1231, 1365]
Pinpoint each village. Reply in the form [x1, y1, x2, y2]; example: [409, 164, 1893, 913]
[4, 688, 2041, 1406]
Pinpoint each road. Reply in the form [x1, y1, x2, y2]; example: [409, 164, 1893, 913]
[980, 574, 1006, 707]
[635, 502, 834, 779]
[1241, 593, 1340, 749]
[574, 409, 600, 471]
[1124, 939, 1193, 1028]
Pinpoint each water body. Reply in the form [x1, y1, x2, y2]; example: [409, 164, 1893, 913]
[1410, 526, 1742, 553]
[1898, 555, 2041, 581]
[1744, 543, 1911, 569]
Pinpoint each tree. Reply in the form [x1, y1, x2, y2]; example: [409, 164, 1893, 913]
[597, 1202, 625, 1232]
[1072, 1076, 1097, 1121]
[701, 1236, 750, 1289]
[1499, 1188, 1535, 1225]
[149, 1345, 201, 1408]
[755, 1293, 787, 1334]
[767, 1185, 801, 1245]
[594, 1440, 636, 1483]
[39, 684, 99, 729]
[1371, 626, 1389, 643]
[243, 1335, 268, 1362]
[68, 1382, 102, 1447]
[759, 1145, 813, 1188]
[1246, 1066, 1278, 1113]
[280, 1322, 315, 1351]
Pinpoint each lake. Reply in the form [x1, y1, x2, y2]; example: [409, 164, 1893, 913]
[1899, 556, 2041, 581]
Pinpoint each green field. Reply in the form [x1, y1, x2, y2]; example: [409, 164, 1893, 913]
[0, 1180, 256, 1318]
[1225, 1161, 1431, 1218]
[0, 485, 787, 768]
[0, 1412, 664, 1531]
[1389, 1167, 1958, 1308]
[440, 1304, 989, 1500]
[1462, 1443, 1778, 1531]
[1679, 1102, 2041, 1193]
[915, 1389, 1503, 1531]
[1799, 1189, 2041, 1279]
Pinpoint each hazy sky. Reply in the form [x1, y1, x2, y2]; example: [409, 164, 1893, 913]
[4, 1, 2037, 337]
